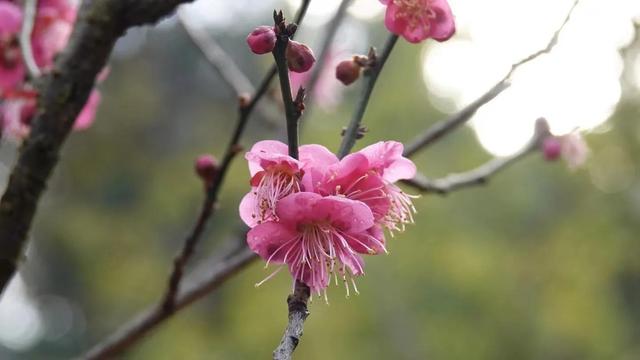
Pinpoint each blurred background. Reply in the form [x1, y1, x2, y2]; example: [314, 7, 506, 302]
[1, 0, 640, 358]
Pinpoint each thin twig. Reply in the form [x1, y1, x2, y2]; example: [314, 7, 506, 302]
[83, 243, 258, 360]
[177, 9, 254, 95]
[338, 34, 399, 158]
[19, 0, 41, 79]
[402, 119, 549, 195]
[403, 0, 580, 157]
[272, 14, 301, 158]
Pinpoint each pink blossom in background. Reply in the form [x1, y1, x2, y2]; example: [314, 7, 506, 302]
[0, 88, 36, 140]
[0, 2, 24, 94]
[380, 0, 455, 43]
[541, 133, 589, 169]
[73, 90, 101, 131]
[32, 0, 77, 70]
[560, 133, 589, 170]
[1, 87, 102, 140]
[247, 192, 382, 295]
[542, 137, 562, 161]
[289, 50, 346, 111]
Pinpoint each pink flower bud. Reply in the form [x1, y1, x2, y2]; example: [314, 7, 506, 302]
[542, 137, 562, 161]
[335, 59, 361, 85]
[195, 154, 218, 184]
[286, 41, 315, 73]
[246, 26, 276, 55]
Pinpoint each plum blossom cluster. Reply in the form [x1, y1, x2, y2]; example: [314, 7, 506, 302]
[239, 140, 417, 297]
[0, 0, 104, 140]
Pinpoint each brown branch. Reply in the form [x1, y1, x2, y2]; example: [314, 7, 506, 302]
[338, 34, 399, 158]
[403, 0, 580, 158]
[83, 243, 258, 360]
[270, 10, 311, 358]
[0, 0, 199, 295]
[402, 118, 549, 195]
[273, 280, 311, 360]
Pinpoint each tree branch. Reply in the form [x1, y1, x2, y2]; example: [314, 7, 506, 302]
[0, 0, 200, 295]
[338, 34, 399, 158]
[270, 10, 310, 359]
[402, 118, 549, 195]
[19, 0, 40, 79]
[177, 9, 255, 95]
[403, 0, 580, 157]
[83, 242, 258, 360]
[273, 280, 311, 360]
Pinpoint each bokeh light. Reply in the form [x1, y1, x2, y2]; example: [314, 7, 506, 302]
[422, 0, 640, 156]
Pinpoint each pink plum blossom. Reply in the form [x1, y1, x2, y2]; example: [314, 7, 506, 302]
[0, 88, 37, 140]
[560, 133, 589, 170]
[247, 192, 384, 295]
[1, 87, 102, 140]
[309, 142, 418, 234]
[289, 50, 346, 111]
[239, 140, 338, 227]
[380, 0, 455, 43]
[541, 133, 589, 170]
[0, 2, 24, 94]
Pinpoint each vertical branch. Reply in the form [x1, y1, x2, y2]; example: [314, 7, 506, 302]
[338, 34, 399, 158]
[19, 0, 41, 79]
[272, 25, 299, 158]
[273, 281, 311, 360]
[270, 10, 310, 360]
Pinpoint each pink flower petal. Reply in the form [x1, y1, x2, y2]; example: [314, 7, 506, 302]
[247, 222, 297, 264]
[315, 196, 375, 233]
[275, 192, 322, 226]
[238, 191, 259, 227]
[299, 144, 338, 168]
[383, 156, 416, 183]
[246, 140, 289, 176]
[348, 225, 387, 255]
[428, 0, 456, 42]
[73, 90, 101, 131]
[0, 3, 23, 33]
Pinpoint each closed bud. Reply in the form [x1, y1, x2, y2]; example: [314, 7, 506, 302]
[195, 154, 218, 185]
[335, 59, 361, 85]
[246, 26, 276, 55]
[286, 41, 315, 73]
[541, 136, 562, 161]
